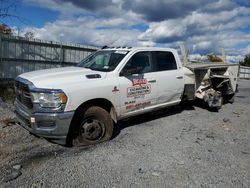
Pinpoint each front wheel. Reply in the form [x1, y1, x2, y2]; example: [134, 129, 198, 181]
[73, 106, 114, 146]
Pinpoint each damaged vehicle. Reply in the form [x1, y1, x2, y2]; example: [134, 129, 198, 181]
[183, 63, 238, 108]
[14, 47, 239, 146]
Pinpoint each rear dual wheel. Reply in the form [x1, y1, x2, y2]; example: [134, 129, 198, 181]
[73, 106, 113, 146]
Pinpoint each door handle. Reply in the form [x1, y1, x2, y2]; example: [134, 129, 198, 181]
[176, 76, 183, 79]
[148, 79, 156, 83]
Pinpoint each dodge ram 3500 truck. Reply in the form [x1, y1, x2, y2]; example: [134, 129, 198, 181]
[14, 47, 239, 146]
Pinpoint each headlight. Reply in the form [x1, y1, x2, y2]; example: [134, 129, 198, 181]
[31, 92, 67, 108]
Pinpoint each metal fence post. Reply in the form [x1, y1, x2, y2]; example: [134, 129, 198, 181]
[60, 42, 63, 66]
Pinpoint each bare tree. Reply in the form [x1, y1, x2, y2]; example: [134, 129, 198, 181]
[0, 0, 20, 23]
[0, 0, 29, 35]
[24, 31, 34, 39]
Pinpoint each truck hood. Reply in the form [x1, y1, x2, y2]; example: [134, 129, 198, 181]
[18, 67, 107, 89]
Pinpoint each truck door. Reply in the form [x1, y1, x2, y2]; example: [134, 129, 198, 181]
[117, 51, 158, 118]
[152, 51, 184, 105]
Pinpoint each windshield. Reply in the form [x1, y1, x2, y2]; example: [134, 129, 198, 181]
[77, 50, 129, 72]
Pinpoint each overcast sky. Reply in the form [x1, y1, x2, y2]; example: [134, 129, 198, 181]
[3, 0, 250, 62]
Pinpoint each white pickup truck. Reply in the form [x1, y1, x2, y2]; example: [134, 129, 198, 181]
[14, 47, 239, 146]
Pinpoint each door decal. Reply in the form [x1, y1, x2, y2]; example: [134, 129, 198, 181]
[127, 84, 151, 98]
[132, 78, 148, 86]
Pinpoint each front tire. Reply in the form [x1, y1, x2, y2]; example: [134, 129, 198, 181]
[73, 106, 113, 146]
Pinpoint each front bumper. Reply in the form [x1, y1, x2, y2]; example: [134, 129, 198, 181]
[14, 100, 74, 142]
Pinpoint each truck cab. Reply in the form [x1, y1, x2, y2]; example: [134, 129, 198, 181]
[14, 47, 238, 146]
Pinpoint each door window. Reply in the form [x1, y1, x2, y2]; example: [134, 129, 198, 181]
[121, 52, 152, 75]
[153, 51, 177, 71]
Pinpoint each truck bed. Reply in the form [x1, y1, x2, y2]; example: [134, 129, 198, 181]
[184, 62, 239, 71]
[182, 62, 239, 108]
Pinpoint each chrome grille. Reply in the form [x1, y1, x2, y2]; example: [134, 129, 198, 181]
[15, 80, 33, 109]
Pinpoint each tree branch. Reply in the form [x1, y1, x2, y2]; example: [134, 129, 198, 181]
[0, 0, 28, 25]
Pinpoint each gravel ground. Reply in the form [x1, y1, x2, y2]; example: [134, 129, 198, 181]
[0, 79, 250, 188]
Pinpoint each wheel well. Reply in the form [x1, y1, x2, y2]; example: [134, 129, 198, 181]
[72, 98, 117, 122]
[78, 98, 113, 112]
[66, 98, 117, 146]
